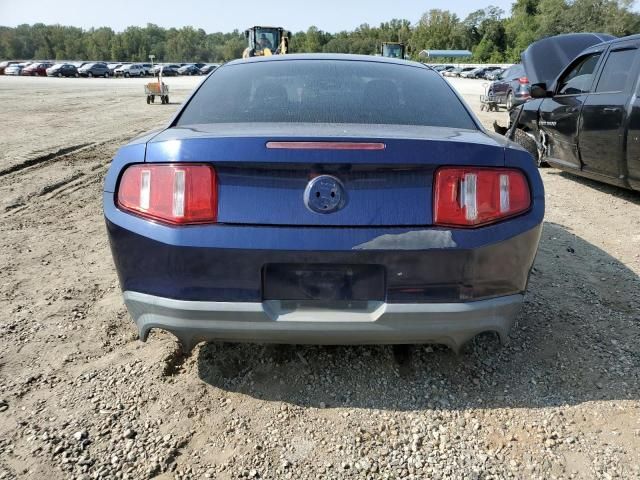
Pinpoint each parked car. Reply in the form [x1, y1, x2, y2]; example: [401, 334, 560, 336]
[443, 67, 460, 77]
[475, 66, 501, 79]
[488, 64, 531, 110]
[79, 62, 110, 78]
[5, 62, 31, 75]
[178, 64, 202, 75]
[199, 63, 221, 75]
[140, 63, 153, 75]
[46, 63, 79, 77]
[484, 68, 504, 81]
[21, 62, 53, 76]
[446, 66, 475, 78]
[507, 32, 640, 192]
[152, 64, 180, 76]
[0, 61, 21, 75]
[436, 66, 455, 75]
[114, 64, 145, 77]
[107, 63, 123, 75]
[460, 67, 481, 78]
[104, 54, 544, 353]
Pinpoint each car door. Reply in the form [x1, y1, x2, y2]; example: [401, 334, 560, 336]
[491, 66, 512, 99]
[538, 51, 603, 169]
[579, 42, 639, 180]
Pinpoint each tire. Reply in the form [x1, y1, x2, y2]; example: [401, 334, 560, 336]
[506, 91, 514, 110]
[513, 129, 541, 166]
[104, 73, 109, 78]
[57, 72, 62, 78]
[87, 72, 93, 78]
[74, 73, 79, 78]
[125, 72, 130, 78]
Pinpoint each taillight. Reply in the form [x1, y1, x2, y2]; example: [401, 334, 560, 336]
[117, 164, 217, 225]
[434, 167, 530, 227]
[518, 76, 529, 84]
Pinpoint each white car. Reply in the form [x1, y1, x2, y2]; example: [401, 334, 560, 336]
[114, 64, 145, 77]
[4, 63, 30, 75]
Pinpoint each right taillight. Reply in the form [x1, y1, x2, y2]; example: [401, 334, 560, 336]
[519, 76, 529, 84]
[434, 167, 530, 227]
[117, 163, 217, 225]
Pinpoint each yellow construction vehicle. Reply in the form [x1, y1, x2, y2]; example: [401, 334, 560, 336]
[242, 26, 290, 59]
[381, 42, 406, 59]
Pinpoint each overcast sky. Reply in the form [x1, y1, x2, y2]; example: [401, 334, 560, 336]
[1, 0, 519, 32]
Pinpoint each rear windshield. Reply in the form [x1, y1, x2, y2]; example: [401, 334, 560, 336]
[176, 59, 477, 129]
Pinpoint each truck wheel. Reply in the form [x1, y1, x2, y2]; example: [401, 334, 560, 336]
[513, 129, 541, 166]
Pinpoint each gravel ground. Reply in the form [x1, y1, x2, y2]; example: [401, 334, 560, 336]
[0, 75, 639, 480]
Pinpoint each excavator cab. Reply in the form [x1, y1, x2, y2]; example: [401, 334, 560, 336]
[382, 42, 406, 59]
[243, 26, 290, 58]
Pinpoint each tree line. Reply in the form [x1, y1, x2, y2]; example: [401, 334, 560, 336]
[1, 0, 639, 64]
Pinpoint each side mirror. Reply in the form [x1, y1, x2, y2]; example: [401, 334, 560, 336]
[531, 83, 550, 99]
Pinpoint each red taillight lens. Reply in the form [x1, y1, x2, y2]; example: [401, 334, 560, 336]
[519, 76, 529, 84]
[434, 167, 530, 227]
[117, 164, 217, 225]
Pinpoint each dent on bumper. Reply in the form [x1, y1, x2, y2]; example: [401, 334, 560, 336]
[124, 291, 524, 352]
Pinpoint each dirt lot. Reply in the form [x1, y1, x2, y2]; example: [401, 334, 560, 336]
[0, 74, 639, 480]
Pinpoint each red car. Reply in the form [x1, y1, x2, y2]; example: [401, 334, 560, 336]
[21, 62, 54, 76]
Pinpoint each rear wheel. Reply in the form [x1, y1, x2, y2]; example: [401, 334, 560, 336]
[57, 72, 62, 78]
[506, 91, 514, 110]
[104, 73, 109, 78]
[125, 72, 130, 78]
[87, 72, 93, 78]
[74, 73, 79, 78]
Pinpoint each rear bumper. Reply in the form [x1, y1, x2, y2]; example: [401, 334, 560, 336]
[124, 291, 524, 352]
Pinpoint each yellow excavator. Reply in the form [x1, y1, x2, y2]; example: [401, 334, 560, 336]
[243, 26, 290, 58]
[381, 42, 406, 59]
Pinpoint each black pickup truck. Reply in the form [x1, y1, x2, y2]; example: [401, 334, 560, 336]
[506, 33, 640, 192]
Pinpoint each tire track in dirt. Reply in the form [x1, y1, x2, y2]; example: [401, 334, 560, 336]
[0, 143, 92, 178]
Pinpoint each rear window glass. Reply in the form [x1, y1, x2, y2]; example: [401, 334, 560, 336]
[176, 60, 477, 129]
[596, 48, 637, 93]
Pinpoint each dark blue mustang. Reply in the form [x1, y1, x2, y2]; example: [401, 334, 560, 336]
[104, 54, 544, 353]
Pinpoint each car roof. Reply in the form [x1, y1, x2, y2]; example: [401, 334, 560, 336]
[225, 53, 429, 70]
[592, 32, 640, 48]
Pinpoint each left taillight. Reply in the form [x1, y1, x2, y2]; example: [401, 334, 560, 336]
[116, 164, 217, 225]
[434, 167, 531, 228]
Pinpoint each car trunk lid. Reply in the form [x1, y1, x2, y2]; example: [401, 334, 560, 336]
[145, 123, 507, 227]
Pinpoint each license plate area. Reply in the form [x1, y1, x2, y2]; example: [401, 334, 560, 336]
[263, 264, 385, 302]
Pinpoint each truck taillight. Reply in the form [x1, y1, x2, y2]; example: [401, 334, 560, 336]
[117, 164, 217, 225]
[434, 167, 530, 227]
